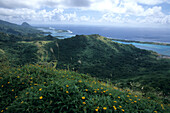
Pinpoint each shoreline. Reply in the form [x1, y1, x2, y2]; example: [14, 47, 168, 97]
[111, 38, 170, 46]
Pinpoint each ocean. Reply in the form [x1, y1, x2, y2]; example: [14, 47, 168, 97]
[36, 24, 170, 56]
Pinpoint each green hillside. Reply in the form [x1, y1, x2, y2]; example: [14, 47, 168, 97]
[0, 64, 169, 113]
[0, 19, 44, 39]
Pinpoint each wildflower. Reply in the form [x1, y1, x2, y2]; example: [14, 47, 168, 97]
[39, 88, 42, 91]
[134, 101, 137, 103]
[12, 89, 14, 92]
[95, 109, 98, 111]
[30, 77, 33, 79]
[0, 77, 2, 79]
[138, 99, 141, 101]
[161, 104, 165, 110]
[85, 89, 88, 91]
[127, 95, 130, 97]
[7, 82, 10, 84]
[17, 76, 20, 78]
[103, 91, 106, 93]
[79, 80, 82, 83]
[148, 97, 150, 99]
[119, 106, 122, 108]
[118, 96, 120, 98]
[66, 91, 69, 93]
[1, 110, 4, 112]
[21, 101, 24, 104]
[97, 106, 99, 109]
[22, 82, 25, 84]
[113, 106, 117, 110]
[135, 95, 138, 97]
[129, 99, 132, 101]
[94, 91, 97, 93]
[31, 87, 33, 89]
[114, 101, 117, 103]
[103, 107, 107, 110]
[82, 97, 85, 99]
[1, 85, 4, 87]
[5, 108, 8, 110]
[109, 93, 112, 95]
[101, 87, 103, 89]
[66, 85, 69, 87]
[97, 89, 99, 90]
[128, 93, 131, 95]
[154, 111, 157, 113]
[15, 96, 18, 98]
[122, 109, 125, 112]
[39, 96, 43, 99]
[44, 82, 46, 84]
[26, 92, 29, 94]
[83, 102, 86, 104]
[131, 102, 134, 104]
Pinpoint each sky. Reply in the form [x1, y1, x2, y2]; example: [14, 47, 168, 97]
[0, 0, 170, 27]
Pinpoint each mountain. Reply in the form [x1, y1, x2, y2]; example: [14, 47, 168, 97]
[0, 19, 43, 37]
[21, 22, 31, 27]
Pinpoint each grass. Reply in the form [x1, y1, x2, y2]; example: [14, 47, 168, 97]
[0, 64, 169, 113]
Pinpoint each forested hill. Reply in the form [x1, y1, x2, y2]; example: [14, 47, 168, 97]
[0, 19, 43, 38]
[46, 34, 170, 79]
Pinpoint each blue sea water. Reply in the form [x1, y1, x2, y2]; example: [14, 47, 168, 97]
[37, 24, 170, 56]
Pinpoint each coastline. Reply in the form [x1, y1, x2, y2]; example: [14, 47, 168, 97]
[111, 38, 170, 46]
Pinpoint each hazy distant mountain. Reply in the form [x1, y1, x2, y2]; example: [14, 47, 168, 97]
[0, 19, 43, 37]
[21, 22, 31, 27]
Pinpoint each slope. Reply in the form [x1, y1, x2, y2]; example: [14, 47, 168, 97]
[0, 64, 169, 113]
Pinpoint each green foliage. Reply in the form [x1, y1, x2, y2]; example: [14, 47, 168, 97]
[0, 65, 169, 113]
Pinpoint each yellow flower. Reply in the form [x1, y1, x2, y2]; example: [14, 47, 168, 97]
[114, 101, 117, 103]
[138, 99, 141, 101]
[66, 91, 69, 93]
[22, 82, 25, 84]
[109, 93, 112, 95]
[83, 102, 86, 104]
[148, 97, 150, 99]
[131, 102, 134, 104]
[30, 77, 33, 79]
[66, 85, 69, 87]
[39, 96, 43, 99]
[1, 85, 4, 87]
[103, 107, 107, 110]
[122, 109, 125, 112]
[161, 104, 165, 110]
[119, 106, 122, 108]
[94, 91, 97, 93]
[97, 106, 99, 109]
[39, 88, 42, 91]
[97, 89, 99, 90]
[85, 89, 88, 91]
[135, 95, 138, 97]
[101, 87, 103, 89]
[128, 93, 131, 95]
[7, 82, 10, 84]
[127, 95, 130, 97]
[26, 92, 29, 94]
[15, 96, 18, 98]
[12, 89, 14, 92]
[129, 99, 132, 101]
[103, 91, 106, 93]
[79, 80, 82, 83]
[82, 97, 85, 99]
[0, 77, 2, 79]
[1, 110, 4, 112]
[5, 108, 8, 110]
[95, 109, 98, 111]
[17, 76, 20, 78]
[134, 101, 137, 103]
[154, 111, 157, 113]
[21, 101, 24, 104]
[113, 106, 117, 110]
[118, 96, 120, 98]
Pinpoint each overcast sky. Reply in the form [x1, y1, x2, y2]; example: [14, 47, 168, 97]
[0, 0, 170, 27]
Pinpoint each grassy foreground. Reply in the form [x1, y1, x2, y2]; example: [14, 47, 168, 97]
[0, 64, 169, 113]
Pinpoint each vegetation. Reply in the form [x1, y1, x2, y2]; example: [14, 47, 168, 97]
[0, 64, 169, 113]
[0, 20, 170, 112]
